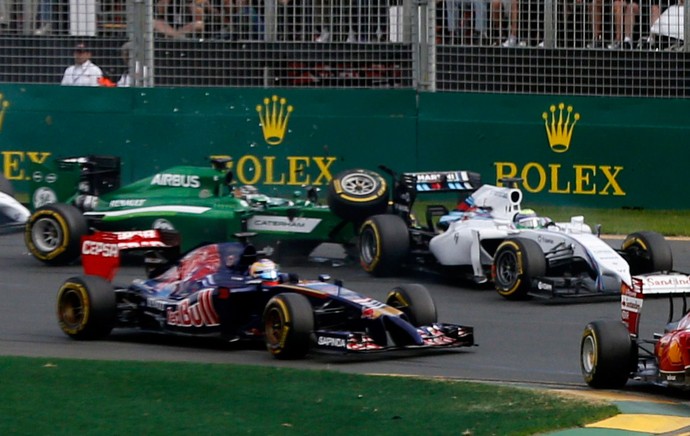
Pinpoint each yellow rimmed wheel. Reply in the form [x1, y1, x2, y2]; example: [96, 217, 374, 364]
[57, 275, 116, 340]
[263, 293, 313, 359]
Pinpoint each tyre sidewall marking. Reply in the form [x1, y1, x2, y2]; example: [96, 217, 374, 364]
[581, 327, 598, 383]
[497, 240, 523, 294]
[622, 237, 648, 252]
[334, 173, 387, 202]
[339, 180, 387, 203]
[57, 282, 91, 335]
[28, 210, 71, 260]
[360, 221, 381, 272]
[267, 298, 292, 355]
[387, 290, 409, 309]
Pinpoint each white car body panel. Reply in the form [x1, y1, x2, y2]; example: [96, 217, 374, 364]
[0, 191, 30, 227]
[427, 184, 632, 290]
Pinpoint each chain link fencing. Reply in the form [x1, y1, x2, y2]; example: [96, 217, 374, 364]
[0, 0, 687, 96]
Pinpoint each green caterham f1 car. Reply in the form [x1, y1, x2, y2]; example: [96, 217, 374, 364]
[25, 155, 388, 265]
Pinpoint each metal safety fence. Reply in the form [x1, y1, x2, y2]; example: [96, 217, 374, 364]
[0, 0, 688, 96]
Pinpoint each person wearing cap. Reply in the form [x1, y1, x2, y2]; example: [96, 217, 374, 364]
[116, 41, 132, 87]
[60, 43, 103, 86]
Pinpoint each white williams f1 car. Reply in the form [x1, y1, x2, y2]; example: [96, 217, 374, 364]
[354, 167, 673, 301]
[0, 174, 30, 234]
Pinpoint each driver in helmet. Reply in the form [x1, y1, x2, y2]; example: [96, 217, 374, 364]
[234, 184, 272, 207]
[234, 184, 259, 199]
[513, 208, 551, 229]
[249, 258, 280, 286]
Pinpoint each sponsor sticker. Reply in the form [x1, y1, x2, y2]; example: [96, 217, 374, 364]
[151, 173, 201, 188]
[81, 240, 119, 257]
[316, 335, 347, 348]
[247, 216, 321, 233]
[166, 289, 220, 327]
[109, 199, 146, 207]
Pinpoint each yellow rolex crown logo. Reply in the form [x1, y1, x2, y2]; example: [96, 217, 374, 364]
[256, 95, 293, 146]
[0, 93, 10, 133]
[542, 103, 580, 153]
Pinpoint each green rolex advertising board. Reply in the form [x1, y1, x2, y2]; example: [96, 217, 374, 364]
[0, 85, 687, 209]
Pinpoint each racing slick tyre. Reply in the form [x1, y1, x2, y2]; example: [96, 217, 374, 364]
[580, 320, 635, 389]
[263, 293, 314, 360]
[25, 203, 88, 265]
[57, 275, 116, 340]
[622, 231, 673, 275]
[493, 237, 546, 300]
[327, 169, 388, 223]
[358, 214, 410, 277]
[386, 284, 437, 326]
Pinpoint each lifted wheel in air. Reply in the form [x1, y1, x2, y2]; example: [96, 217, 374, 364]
[327, 169, 388, 223]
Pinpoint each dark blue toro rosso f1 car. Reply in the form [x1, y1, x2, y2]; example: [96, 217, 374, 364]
[57, 231, 475, 359]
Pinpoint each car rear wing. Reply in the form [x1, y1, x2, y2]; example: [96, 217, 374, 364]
[400, 170, 482, 193]
[81, 230, 179, 281]
[28, 155, 121, 210]
[622, 272, 690, 337]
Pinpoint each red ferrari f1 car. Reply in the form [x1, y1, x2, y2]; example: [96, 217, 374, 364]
[581, 272, 690, 389]
[56, 231, 475, 359]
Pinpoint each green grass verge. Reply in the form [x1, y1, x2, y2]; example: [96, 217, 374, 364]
[532, 206, 690, 237]
[0, 356, 616, 435]
[415, 200, 690, 237]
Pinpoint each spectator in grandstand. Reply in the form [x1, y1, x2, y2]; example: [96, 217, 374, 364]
[638, 0, 672, 48]
[586, 0, 605, 47]
[276, 0, 308, 41]
[231, 0, 264, 40]
[33, 0, 53, 35]
[491, 0, 520, 46]
[444, 0, 488, 44]
[117, 41, 132, 87]
[559, 0, 589, 48]
[608, 0, 638, 48]
[154, 0, 211, 38]
[352, 0, 388, 42]
[60, 43, 103, 86]
[533, 0, 583, 48]
[0, 0, 37, 33]
[313, 0, 332, 41]
[0, 1, 7, 31]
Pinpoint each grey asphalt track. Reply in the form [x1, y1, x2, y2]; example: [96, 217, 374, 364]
[6, 232, 690, 435]
[3, 232, 690, 389]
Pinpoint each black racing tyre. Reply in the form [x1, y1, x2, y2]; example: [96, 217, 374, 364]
[580, 320, 634, 389]
[327, 169, 388, 223]
[0, 173, 14, 196]
[493, 237, 546, 300]
[25, 203, 89, 265]
[621, 231, 673, 275]
[263, 293, 314, 360]
[386, 284, 437, 326]
[358, 214, 410, 277]
[57, 275, 116, 340]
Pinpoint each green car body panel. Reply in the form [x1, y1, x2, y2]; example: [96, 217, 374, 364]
[25, 157, 378, 264]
